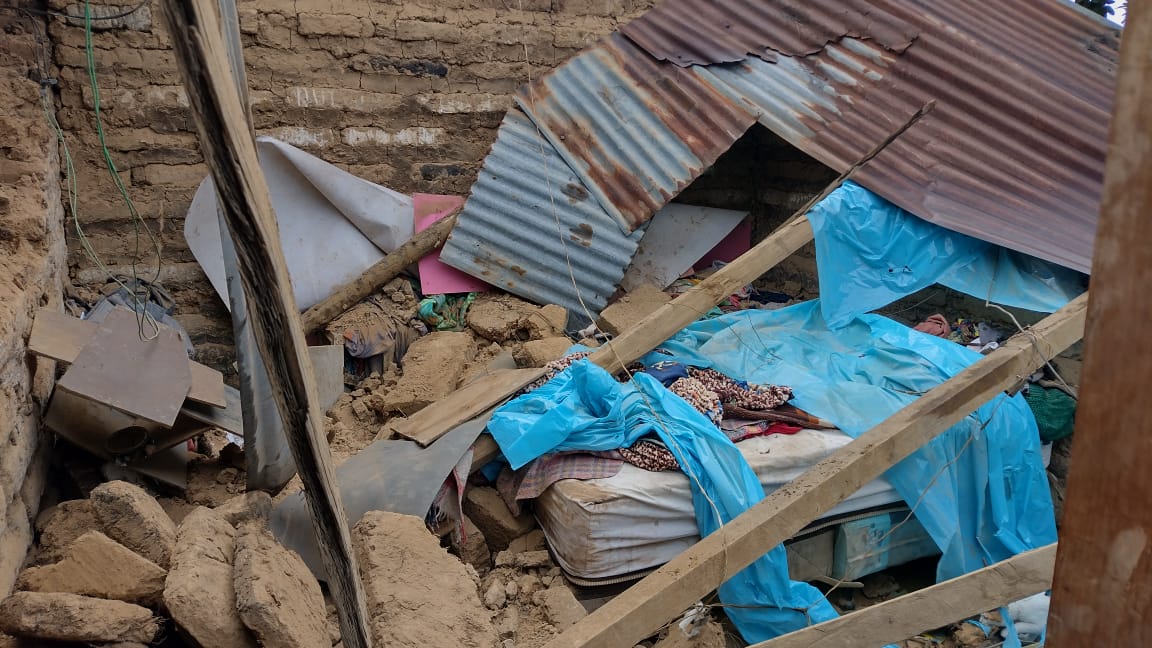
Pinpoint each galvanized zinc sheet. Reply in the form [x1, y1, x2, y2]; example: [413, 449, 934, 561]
[514, 33, 759, 233]
[440, 108, 644, 323]
[626, 0, 1116, 272]
[619, 0, 918, 65]
[509, 1, 1115, 272]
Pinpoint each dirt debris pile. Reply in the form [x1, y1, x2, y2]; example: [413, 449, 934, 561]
[0, 591, 160, 644]
[0, 482, 329, 648]
[354, 510, 498, 648]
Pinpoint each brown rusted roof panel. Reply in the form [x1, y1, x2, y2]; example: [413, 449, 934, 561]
[514, 33, 759, 231]
[614, 0, 1117, 272]
[620, 0, 918, 65]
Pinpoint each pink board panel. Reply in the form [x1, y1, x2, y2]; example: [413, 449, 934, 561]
[413, 193, 493, 295]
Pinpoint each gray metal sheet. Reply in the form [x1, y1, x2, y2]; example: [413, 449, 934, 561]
[514, 33, 758, 232]
[441, 108, 644, 323]
[491, 1, 1114, 273]
[271, 415, 490, 580]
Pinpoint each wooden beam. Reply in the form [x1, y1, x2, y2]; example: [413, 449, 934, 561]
[588, 215, 813, 372]
[390, 368, 543, 447]
[157, 2, 373, 647]
[299, 209, 460, 333]
[543, 293, 1087, 648]
[1047, 4, 1152, 645]
[379, 102, 934, 463]
[752, 544, 1057, 647]
[588, 101, 934, 373]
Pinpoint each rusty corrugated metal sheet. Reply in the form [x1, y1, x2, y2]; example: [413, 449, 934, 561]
[440, 108, 644, 323]
[619, 0, 917, 65]
[508, 0, 1116, 272]
[514, 33, 758, 232]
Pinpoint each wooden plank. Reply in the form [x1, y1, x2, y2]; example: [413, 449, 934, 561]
[588, 215, 814, 372]
[157, 1, 373, 645]
[187, 362, 227, 408]
[57, 308, 193, 428]
[28, 309, 90, 360]
[470, 433, 500, 474]
[1047, 5, 1152, 645]
[587, 101, 934, 373]
[752, 544, 1057, 647]
[390, 368, 543, 446]
[299, 209, 460, 333]
[181, 384, 243, 436]
[374, 103, 934, 467]
[29, 308, 227, 408]
[543, 293, 1087, 648]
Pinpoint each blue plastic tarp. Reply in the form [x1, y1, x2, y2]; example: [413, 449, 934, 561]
[489, 359, 838, 641]
[489, 300, 1055, 642]
[808, 181, 1086, 329]
[642, 302, 1058, 583]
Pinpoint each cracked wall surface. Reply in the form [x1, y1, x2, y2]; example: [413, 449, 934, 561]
[46, 0, 656, 371]
[0, 10, 68, 597]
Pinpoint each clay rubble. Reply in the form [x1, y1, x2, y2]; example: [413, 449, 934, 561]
[0, 282, 750, 648]
[2, 280, 1026, 648]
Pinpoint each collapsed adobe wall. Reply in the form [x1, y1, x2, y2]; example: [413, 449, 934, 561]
[44, 0, 657, 372]
[0, 12, 68, 596]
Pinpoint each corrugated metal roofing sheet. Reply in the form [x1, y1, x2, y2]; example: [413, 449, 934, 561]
[445, 0, 1114, 312]
[612, 0, 1118, 272]
[439, 108, 644, 323]
[618, 0, 918, 65]
[515, 33, 758, 232]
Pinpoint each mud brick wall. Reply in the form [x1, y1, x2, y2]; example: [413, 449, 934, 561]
[0, 13, 68, 596]
[43, 0, 656, 371]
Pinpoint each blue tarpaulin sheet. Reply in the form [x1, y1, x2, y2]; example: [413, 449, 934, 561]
[808, 181, 1085, 329]
[491, 359, 838, 641]
[487, 182, 1059, 643]
[489, 301, 1055, 642]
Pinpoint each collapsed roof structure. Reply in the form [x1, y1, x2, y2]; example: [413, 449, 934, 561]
[441, 0, 1118, 317]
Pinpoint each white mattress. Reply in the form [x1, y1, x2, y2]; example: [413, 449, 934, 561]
[536, 429, 1052, 581]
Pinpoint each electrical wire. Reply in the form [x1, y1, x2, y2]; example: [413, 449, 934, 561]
[23, 0, 165, 339]
[80, 0, 163, 338]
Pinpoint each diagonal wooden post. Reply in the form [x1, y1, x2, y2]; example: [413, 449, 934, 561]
[1047, 2, 1152, 644]
[157, 1, 372, 645]
[751, 543, 1058, 648]
[544, 293, 1086, 648]
[394, 103, 936, 448]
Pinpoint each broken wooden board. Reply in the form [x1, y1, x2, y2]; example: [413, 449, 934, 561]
[161, 0, 373, 641]
[543, 292, 1086, 648]
[751, 543, 1058, 647]
[56, 309, 193, 428]
[310, 344, 345, 411]
[29, 308, 227, 408]
[390, 368, 543, 447]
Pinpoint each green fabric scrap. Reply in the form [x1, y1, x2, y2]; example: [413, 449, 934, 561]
[1024, 385, 1077, 443]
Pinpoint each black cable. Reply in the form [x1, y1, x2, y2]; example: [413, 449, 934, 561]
[0, 0, 149, 22]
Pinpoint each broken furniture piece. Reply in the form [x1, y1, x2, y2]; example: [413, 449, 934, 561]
[29, 307, 230, 467]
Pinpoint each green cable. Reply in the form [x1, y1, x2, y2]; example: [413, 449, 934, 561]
[83, 0, 162, 337]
